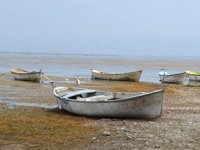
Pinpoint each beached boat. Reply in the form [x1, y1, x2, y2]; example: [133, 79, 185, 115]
[159, 70, 186, 84]
[53, 87, 164, 119]
[0, 73, 5, 76]
[11, 68, 42, 82]
[186, 70, 200, 82]
[91, 69, 142, 82]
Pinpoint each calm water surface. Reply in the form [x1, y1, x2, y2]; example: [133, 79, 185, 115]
[1, 52, 200, 83]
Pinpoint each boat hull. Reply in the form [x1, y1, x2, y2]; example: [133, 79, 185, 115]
[11, 68, 42, 82]
[11, 72, 42, 82]
[159, 73, 186, 84]
[186, 80, 200, 86]
[54, 89, 164, 119]
[91, 69, 142, 82]
[186, 70, 200, 81]
[187, 75, 200, 82]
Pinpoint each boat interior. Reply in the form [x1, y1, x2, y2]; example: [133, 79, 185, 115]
[54, 87, 146, 102]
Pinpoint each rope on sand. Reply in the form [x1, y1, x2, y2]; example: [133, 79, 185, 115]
[41, 74, 81, 88]
[41, 74, 56, 88]
[42, 74, 51, 81]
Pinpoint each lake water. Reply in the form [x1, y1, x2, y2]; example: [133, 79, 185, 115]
[1, 52, 200, 83]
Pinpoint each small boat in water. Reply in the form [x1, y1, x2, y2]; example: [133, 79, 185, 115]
[53, 87, 164, 119]
[91, 69, 142, 82]
[186, 70, 200, 82]
[11, 68, 42, 82]
[159, 70, 186, 84]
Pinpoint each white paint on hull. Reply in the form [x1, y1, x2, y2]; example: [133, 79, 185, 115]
[187, 75, 200, 82]
[11, 68, 42, 82]
[54, 87, 164, 119]
[159, 73, 186, 84]
[12, 73, 42, 82]
[91, 69, 142, 82]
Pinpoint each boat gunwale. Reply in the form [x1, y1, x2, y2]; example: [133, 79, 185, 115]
[186, 73, 200, 76]
[11, 71, 42, 75]
[159, 72, 186, 77]
[10, 68, 42, 75]
[186, 70, 200, 76]
[54, 88, 164, 104]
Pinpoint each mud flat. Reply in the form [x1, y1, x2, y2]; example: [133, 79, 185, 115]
[0, 74, 199, 149]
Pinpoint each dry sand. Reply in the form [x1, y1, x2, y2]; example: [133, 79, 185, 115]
[0, 74, 199, 149]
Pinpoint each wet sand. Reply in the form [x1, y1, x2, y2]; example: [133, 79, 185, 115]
[0, 74, 200, 149]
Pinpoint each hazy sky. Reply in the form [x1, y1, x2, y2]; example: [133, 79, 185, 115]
[0, 0, 200, 56]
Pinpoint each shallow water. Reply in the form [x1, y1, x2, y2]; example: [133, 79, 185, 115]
[1, 52, 200, 83]
[0, 99, 58, 109]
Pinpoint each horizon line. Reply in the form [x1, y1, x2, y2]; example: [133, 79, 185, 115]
[1, 50, 200, 58]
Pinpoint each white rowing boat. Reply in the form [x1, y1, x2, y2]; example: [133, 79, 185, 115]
[11, 68, 42, 82]
[159, 70, 186, 84]
[91, 69, 142, 82]
[53, 87, 164, 119]
[186, 70, 200, 82]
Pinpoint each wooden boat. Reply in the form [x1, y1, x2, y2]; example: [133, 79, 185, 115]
[91, 69, 142, 82]
[159, 70, 186, 84]
[0, 73, 5, 76]
[53, 87, 164, 119]
[186, 70, 200, 82]
[11, 68, 42, 82]
[186, 80, 200, 87]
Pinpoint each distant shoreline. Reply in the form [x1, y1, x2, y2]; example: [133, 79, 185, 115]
[1, 51, 200, 59]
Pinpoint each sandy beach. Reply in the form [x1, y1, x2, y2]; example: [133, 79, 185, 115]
[1, 0, 200, 149]
[0, 73, 199, 149]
